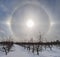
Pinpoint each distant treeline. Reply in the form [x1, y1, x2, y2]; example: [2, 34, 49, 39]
[0, 40, 60, 45]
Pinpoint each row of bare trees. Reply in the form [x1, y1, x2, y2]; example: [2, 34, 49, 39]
[0, 36, 13, 55]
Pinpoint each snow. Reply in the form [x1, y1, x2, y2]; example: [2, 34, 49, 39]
[0, 44, 60, 57]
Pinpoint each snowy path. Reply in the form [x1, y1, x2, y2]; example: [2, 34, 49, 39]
[1, 45, 41, 57]
[0, 45, 60, 57]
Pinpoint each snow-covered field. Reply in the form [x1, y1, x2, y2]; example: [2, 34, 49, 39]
[0, 44, 60, 57]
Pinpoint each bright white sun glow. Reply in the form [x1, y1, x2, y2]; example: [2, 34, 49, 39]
[26, 19, 34, 28]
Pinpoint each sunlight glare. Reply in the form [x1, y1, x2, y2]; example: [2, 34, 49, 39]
[26, 19, 34, 28]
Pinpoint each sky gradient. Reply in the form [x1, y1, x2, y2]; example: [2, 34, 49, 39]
[0, 0, 60, 42]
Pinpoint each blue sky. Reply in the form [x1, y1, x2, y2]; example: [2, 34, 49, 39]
[0, 0, 60, 42]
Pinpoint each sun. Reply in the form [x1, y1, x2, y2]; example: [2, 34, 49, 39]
[26, 19, 34, 28]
